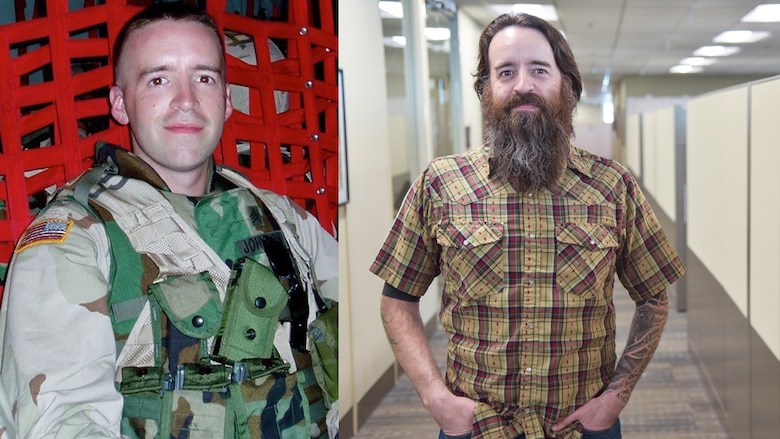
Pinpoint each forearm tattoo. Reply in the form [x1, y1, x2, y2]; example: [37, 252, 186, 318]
[607, 292, 670, 402]
[381, 314, 399, 346]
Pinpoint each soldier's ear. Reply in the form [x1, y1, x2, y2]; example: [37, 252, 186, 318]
[109, 85, 129, 126]
[224, 85, 233, 121]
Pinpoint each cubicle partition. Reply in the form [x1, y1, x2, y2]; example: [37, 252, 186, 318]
[625, 113, 642, 180]
[745, 77, 780, 438]
[628, 105, 687, 312]
[681, 77, 780, 438]
[686, 85, 752, 438]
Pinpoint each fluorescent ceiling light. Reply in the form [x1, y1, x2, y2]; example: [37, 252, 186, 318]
[490, 4, 559, 21]
[680, 57, 717, 66]
[379, 1, 403, 18]
[424, 27, 451, 41]
[670, 65, 704, 74]
[713, 30, 770, 43]
[741, 4, 780, 22]
[693, 45, 741, 57]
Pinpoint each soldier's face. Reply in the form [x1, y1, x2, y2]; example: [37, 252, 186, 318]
[109, 20, 233, 180]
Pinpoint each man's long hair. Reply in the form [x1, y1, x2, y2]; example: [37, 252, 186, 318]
[472, 13, 582, 105]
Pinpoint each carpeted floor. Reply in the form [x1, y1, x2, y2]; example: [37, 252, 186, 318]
[352, 278, 728, 438]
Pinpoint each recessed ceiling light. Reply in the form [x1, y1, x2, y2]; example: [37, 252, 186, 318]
[741, 4, 780, 22]
[680, 57, 717, 66]
[713, 30, 771, 43]
[693, 46, 741, 57]
[670, 65, 704, 74]
[379, 1, 403, 19]
[490, 4, 559, 21]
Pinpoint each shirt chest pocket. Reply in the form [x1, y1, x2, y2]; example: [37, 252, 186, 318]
[555, 223, 619, 300]
[436, 221, 504, 301]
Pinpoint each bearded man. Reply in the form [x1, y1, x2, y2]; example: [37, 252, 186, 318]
[370, 13, 686, 439]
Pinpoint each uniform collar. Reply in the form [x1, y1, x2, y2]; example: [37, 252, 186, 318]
[94, 141, 223, 193]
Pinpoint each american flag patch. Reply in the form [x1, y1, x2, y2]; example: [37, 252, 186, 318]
[15, 219, 73, 253]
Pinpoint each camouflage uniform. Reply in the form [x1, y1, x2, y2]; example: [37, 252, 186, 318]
[0, 144, 338, 438]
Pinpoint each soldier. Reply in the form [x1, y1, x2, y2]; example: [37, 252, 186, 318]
[0, 3, 338, 438]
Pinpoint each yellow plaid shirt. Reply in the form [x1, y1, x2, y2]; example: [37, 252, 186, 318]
[371, 145, 685, 439]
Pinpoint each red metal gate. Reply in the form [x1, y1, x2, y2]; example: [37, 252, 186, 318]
[0, 0, 339, 296]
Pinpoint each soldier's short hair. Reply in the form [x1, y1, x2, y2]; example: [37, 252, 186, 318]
[112, 2, 225, 82]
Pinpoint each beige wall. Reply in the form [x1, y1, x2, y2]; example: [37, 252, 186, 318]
[457, 13, 483, 151]
[687, 86, 749, 317]
[749, 77, 780, 360]
[639, 107, 677, 221]
[625, 113, 641, 177]
[616, 74, 765, 151]
[619, 74, 767, 101]
[573, 104, 614, 159]
[684, 75, 780, 438]
[653, 107, 677, 222]
[338, 0, 397, 429]
[339, 0, 448, 433]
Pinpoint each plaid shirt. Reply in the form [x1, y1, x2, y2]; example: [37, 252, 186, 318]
[371, 145, 685, 439]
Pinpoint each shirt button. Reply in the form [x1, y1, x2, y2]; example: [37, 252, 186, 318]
[525, 367, 532, 373]
[527, 193, 534, 198]
[464, 239, 471, 246]
[589, 239, 597, 246]
[524, 408, 531, 414]
[527, 322, 535, 329]
[528, 279, 535, 285]
[529, 233, 536, 239]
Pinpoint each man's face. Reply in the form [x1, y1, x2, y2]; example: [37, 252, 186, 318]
[481, 25, 576, 192]
[487, 25, 562, 108]
[109, 20, 233, 179]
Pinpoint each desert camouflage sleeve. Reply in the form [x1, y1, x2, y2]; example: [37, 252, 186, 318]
[0, 201, 122, 438]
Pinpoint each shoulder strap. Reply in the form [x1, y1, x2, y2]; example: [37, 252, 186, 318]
[73, 158, 118, 209]
[216, 169, 336, 355]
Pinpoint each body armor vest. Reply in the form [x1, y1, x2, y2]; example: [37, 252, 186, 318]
[55, 144, 331, 438]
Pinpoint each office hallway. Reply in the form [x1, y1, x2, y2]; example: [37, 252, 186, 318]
[352, 279, 729, 439]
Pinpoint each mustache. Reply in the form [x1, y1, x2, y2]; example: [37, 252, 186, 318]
[501, 93, 547, 111]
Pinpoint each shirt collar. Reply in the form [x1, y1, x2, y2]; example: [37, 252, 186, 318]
[566, 145, 594, 178]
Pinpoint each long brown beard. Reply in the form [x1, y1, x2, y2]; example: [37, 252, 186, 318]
[482, 82, 576, 192]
